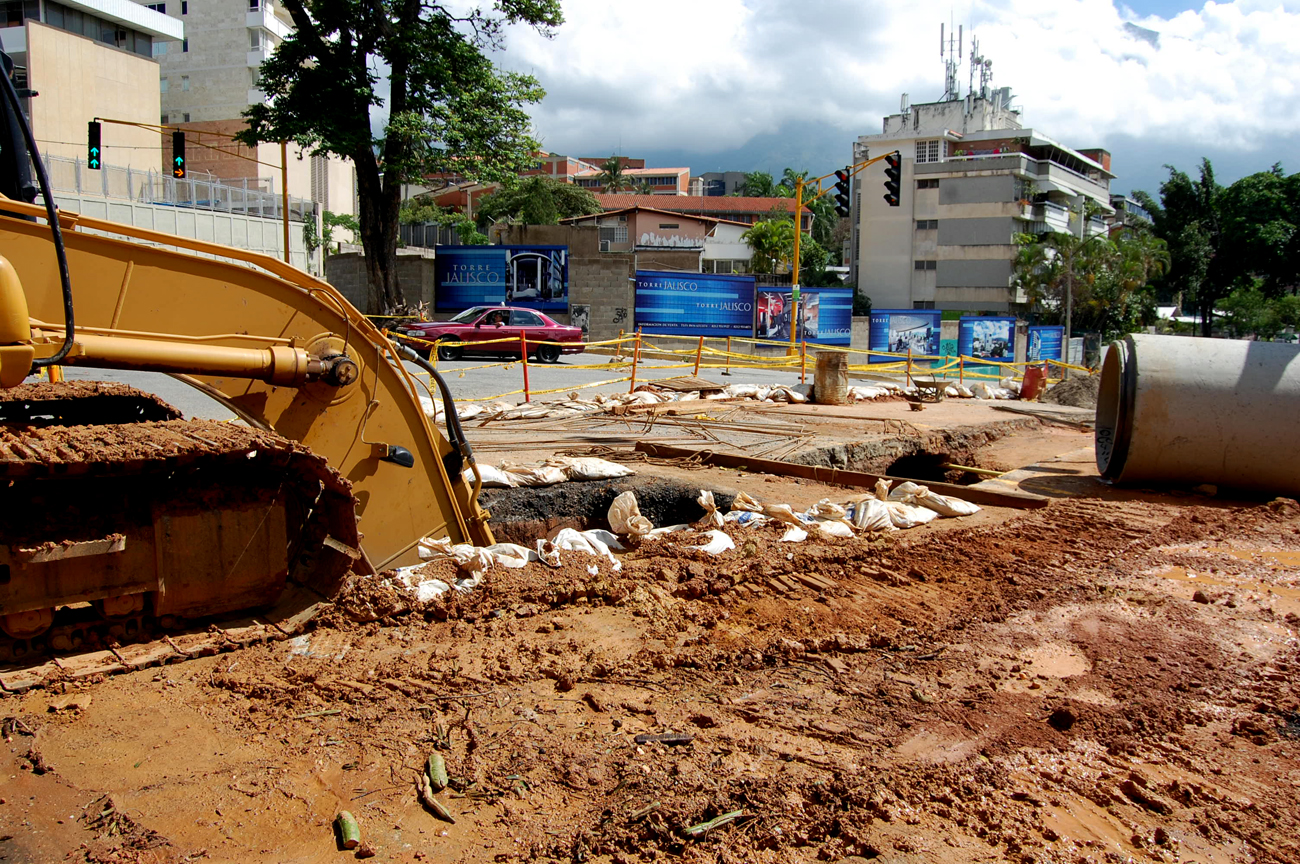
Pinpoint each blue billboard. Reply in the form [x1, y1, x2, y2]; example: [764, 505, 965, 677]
[867, 309, 941, 363]
[634, 271, 755, 337]
[435, 245, 569, 311]
[756, 287, 853, 346]
[958, 316, 1016, 360]
[1028, 325, 1064, 362]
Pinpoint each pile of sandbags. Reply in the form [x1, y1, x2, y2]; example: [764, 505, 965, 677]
[464, 456, 635, 489]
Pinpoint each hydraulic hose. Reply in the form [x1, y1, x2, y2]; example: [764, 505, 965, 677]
[394, 343, 480, 495]
[0, 53, 74, 368]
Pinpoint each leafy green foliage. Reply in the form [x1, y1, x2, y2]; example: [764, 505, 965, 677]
[238, 0, 562, 312]
[595, 156, 632, 194]
[737, 171, 778, 198]
[474, 176, 601, 228]
[742, 215, 795, 275]
[852, 290, 871, 317]
[303, 209, 361, 254]
[1219, 286, 1300, 339]
[1013, 227, 1168, 340]
[1135, 159, 1299, 336]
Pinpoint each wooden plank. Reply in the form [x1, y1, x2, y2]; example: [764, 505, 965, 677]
[634, 442, 1049, 510]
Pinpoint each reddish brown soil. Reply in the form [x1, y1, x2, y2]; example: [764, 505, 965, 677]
[3, 491, 1298, 863]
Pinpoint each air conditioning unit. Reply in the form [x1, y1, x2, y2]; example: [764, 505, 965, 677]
[599, 240, 611, 252]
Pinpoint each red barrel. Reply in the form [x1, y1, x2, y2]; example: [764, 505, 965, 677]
[1020, 364, 1048, 401]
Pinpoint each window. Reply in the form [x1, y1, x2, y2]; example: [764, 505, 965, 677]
[180, 75, 189, 91]
[182, 113, 190, 122]
[160, 77, 169, 94]
[248, 0, 259, 8]
[916, 178, 939, 190]
[160, 113, 168, 125]
[182, 37, 188, 51]
[915, 219, 938, 230]
[913, 260, 937, 271]
[145, 2, 165, 11]
[915, 139, 942, 163]
[153, 40, 168, 56]
[250, 68, 261, 86]
[658, 223, 679, 229]
[181, 0, 187, 11]
[912, 301, 936, 309]
[510, 310, 544, 327]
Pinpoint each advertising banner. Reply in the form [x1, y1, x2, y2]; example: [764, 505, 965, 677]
[958, 316, 1016, 360]
[435, 245, 569, 311]
[867, 309, 941, 363]
[1027, 325, 1064, 362]
[755, 287, 853, 346]
[634, 271, 755, 337]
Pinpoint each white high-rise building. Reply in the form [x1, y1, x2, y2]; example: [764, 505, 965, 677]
[139, 0, 355, 219]
[849, 87, 1114, 313]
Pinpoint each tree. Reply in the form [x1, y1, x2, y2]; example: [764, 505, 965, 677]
[1012, 227, 1168, 341]
[239, 0, 562, 312]
[737, 171, 777, 198]
[474, 175, 601, 229]
[596, 156, 631, 194]
[742, 216, 796, 274]
[303, 209, 360, 255]
[398, 198, 488, 245]
[1216, 164, 1300, 295]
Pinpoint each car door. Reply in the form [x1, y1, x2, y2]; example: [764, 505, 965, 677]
[467, 309, 513, 351]
[509, 309, 546, 352]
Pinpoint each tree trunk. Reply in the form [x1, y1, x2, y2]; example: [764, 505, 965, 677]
[353, 155, 405, 314]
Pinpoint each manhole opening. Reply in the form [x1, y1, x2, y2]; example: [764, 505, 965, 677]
[883, 452, 984, 486]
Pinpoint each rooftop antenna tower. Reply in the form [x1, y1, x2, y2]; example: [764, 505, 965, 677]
[968, 35, 993, 99]
[940, 21, 962, 101]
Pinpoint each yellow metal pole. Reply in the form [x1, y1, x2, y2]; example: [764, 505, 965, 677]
[788, 177, 803, 357]
[628, 328, 642, 394]
[280, 140, 291, 264]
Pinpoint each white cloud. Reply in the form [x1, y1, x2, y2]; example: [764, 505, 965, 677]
[495, 0, 1300, 157]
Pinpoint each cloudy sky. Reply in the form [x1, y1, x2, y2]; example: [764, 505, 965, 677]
[492, 0, 1300, 196]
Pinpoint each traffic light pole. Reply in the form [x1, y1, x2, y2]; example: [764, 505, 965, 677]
[786, 153, 897, 354]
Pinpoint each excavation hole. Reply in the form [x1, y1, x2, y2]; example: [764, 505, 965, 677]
[479, 478, 734, 546]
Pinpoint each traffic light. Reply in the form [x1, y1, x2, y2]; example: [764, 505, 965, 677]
[171, 130, 186, 178]
[833, 167, 852, 217]
[87, 121, 101, 170]
[882, 151, 901, 207]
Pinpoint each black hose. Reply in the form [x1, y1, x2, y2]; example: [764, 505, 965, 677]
[394, 343, 475, 477]
[0, 53, 74, 368]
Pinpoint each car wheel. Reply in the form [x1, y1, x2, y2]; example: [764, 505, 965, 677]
[436, 338, 463, 362]
[536, 343, 561, 364]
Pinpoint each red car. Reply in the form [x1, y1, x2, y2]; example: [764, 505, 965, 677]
[391, 306, 585, 363]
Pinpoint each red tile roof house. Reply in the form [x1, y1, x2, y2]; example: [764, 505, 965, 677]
[590, 194, 814, 233]
[560, 205, 758, 274]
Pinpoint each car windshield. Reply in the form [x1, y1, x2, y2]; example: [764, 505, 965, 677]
[447, 307, 490, 324]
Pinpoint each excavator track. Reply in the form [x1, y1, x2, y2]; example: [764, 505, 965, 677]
[0, 384, 362, 693]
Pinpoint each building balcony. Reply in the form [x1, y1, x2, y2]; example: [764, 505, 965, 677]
[247, 6, 292, 40]
[248, 87, 268, 105]
[247, 45, 272, 67]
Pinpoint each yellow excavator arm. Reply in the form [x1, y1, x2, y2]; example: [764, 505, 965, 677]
[0, 198, 492, 569]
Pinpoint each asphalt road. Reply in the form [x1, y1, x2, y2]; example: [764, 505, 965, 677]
[51, 350, 814, 419]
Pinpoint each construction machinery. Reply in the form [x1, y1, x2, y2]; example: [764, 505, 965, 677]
[0, 53, 491, 690]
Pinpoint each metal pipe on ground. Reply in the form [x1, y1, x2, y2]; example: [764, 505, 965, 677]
[814, 351, 848, 405]
[1096, 333, 1300, 494]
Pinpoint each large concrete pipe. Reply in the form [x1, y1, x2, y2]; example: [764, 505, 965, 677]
[1096, 333, 1300, 493]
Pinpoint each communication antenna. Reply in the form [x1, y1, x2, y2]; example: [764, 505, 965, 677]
[969, 35, 993, 99]
[940, 21, 962, 101]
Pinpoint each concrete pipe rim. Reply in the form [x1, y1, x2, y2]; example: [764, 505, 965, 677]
[1094, 336, 1135, 481]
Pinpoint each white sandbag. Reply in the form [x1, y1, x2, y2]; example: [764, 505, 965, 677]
[723, 510, 768, 527]
[625, 391, 663, 404]
[1000, 377, 1022, 395]
[730, 491, 765, 512]
[806, 499, 851, 525]
[534, 539, 562, 568]
[416, 537, 496, 576]
[813, 520, 855, 538]
[951, 384, 974, 398]
[780, 525, 808, 542]
[875, 478, 892, 500]
[609, 490, 654, 539]
[503, 464, 570, 487]
[694, 490, 724, 529]
[690, 530, 736, 555]
[549, 527, 622, 571]
[970, 381, 994, 400]
[546, 456, 635, 481]
[761, 503, 804, 526]
[463, 464, 517, 488]
[885, 501, 941, 529]
[482, 543, 538, 568]
[848, 498, 896, 532]
[457, 404, 486, 420]
[647, 524, 692, 536]
[723, 384, 761, 399]
[888, 481, 981, 517]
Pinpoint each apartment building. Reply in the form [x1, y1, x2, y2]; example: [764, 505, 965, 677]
[0, 0, 180, 170]
[139, 0, 355, 217]
[850, 89, 1113, 312]
[573, 165, 690, 195]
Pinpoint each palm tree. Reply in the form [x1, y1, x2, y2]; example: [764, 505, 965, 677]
[737, 171, 777, 198]
[634, 180, 654, 195]
[777, 168, 809, 197]
[597, 156, 632, 194]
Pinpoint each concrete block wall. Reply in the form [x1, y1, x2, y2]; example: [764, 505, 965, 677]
[323, 249, 438, 314]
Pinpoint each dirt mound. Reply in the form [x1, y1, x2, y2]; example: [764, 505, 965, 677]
[1041, 371, 1101, 408]
[9, 496, 1300, 863]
